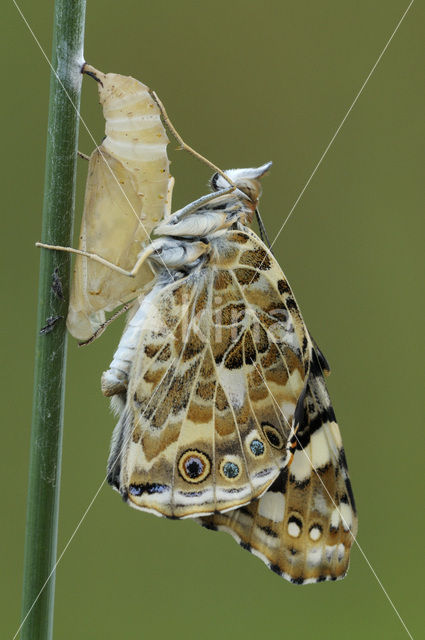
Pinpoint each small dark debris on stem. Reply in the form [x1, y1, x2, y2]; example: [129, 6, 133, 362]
[40, 315, 64, 335]
[51, 267, 64, 300]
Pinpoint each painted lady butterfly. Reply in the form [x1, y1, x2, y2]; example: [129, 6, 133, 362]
[37, 67, 357, 584]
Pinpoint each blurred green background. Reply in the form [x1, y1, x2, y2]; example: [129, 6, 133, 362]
[3, 1, 423, 638]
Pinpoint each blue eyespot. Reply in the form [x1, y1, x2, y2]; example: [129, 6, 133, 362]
[184, 456, 204, 479]
[178, 449, 211, 483]
[223, 461, 239, 478]
[250, 439, 265, 456]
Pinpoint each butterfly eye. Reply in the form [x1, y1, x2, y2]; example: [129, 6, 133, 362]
[210, 172, 220, 191]
[178, 450, 211, 483]
[261, 423, 285, 449]
[220, 459, 241, 480]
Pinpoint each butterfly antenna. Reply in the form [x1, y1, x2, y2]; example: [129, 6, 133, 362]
[255, 208, 274, 255]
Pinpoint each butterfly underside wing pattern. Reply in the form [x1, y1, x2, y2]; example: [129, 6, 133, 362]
[201, 349, 358, 584]
[103, 165, 313, 518]
[100, 162, 357, 581]
[68, 67, 173, 340]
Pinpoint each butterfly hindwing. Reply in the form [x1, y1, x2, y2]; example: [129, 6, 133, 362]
[105, 229, 312, 518]
[200, 347, 357, 583]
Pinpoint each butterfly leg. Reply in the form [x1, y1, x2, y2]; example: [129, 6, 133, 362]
[35, 241, 159, 278]
[36, 242, 140, 276]
[78, 301, 136, 347]
[157, 187, 236, 232]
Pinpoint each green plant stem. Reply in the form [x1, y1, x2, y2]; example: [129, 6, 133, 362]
[20, 2, 86, 639]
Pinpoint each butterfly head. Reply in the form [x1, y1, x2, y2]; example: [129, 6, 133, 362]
[210, 162, 272, 209]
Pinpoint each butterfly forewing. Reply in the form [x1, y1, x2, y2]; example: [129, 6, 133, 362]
[200, 348, 357, 583]
[106, 229, 312, 518]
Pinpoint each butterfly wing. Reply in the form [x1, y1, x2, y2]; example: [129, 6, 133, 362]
[105, 230, 312, 518]
[68, 69, 173, 340]
[200, 347, 358, 583]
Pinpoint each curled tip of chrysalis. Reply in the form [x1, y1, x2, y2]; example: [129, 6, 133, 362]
[81, 63, 104, 87]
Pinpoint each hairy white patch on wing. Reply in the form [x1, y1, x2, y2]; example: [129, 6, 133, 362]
[257, 492, 285, 522]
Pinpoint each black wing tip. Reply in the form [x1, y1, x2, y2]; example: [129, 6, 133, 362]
[201, 521, 218, 531]
[269, 563, 283, 576]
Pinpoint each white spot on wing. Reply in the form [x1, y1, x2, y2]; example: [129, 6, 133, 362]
[288, 521, 301, 538]
[217, 368, 245, 410]
[307, 547, 322, 566]
[258, 492, 285, 522]
[291, 449, 311, 482]
[311, 427, 331, 468]
[325, 545, 336, 562]
[329, 421, 343, 448]
[309, 526, 322, 541]
[280, 400, 296, 422]
[313, 491, 330, 516]
[330, 509, 340, 529]
[340, 503, 353, 531]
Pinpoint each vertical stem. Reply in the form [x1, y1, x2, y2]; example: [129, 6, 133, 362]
[20, 2, 86, 639]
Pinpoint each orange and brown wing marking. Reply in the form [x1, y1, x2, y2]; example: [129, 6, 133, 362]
[109, 229, 313, 519]
[121, 276, 206, 515]
[200, 349, 357, 584]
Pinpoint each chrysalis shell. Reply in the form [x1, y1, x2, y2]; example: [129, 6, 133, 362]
[68, 67, 173, 340]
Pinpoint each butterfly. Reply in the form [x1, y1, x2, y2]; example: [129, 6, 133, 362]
[103, 163, 314, 518]
[102, 162, 357, 582]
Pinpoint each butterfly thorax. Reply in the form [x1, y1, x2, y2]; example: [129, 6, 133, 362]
[144, 164, 274, 276]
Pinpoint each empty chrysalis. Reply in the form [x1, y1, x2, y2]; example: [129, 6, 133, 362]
[68, 66, 174, 340]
